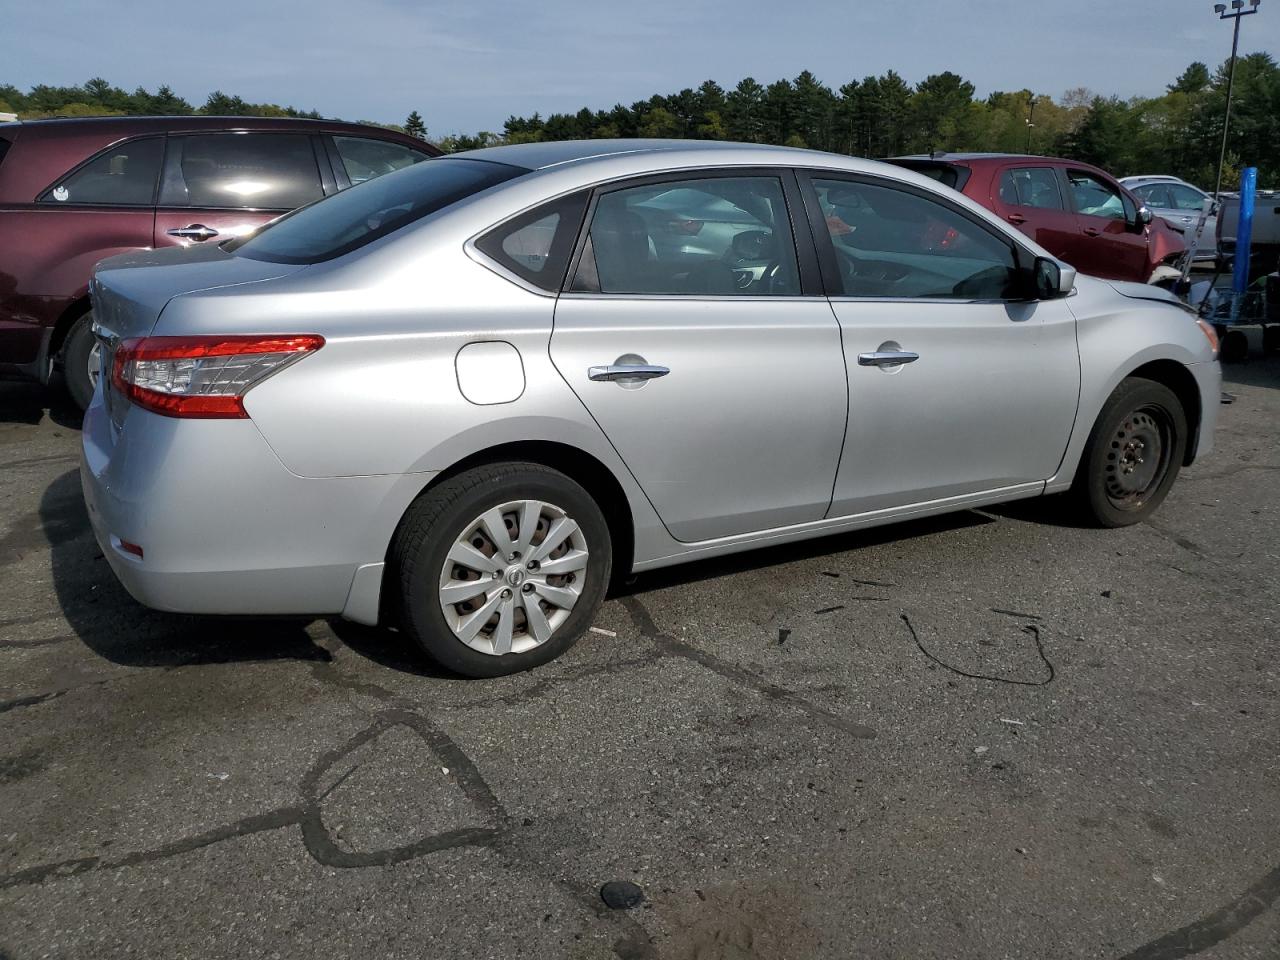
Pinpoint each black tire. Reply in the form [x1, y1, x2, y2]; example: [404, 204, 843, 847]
[391, 462, 612, 678]
[1072, 377, 1187, 528]
[1263, 325, 1280, 355]
[1219, 329, 1249, 363]
[63, 312, 97, 411]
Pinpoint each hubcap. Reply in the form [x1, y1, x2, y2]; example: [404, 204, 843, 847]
[438, 499, 589, 656]
[87, 340, 102, 391]
[1103, 406, 1170, 510]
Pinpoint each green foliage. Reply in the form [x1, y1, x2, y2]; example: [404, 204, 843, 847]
[0, 78, 321, 121]
[6, 58, 1279, 187]
[469, 56, 1280, 185]
[404, 110, 427, 139]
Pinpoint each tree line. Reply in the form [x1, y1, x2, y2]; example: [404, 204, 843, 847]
[4, 54, 1277, 188]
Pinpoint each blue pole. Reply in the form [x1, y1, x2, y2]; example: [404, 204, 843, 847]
[1232, 166, 1258, 297]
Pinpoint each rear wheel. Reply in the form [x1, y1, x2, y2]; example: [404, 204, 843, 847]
[1072, 377, 1187, 527]
[392, 463, 612, 677]
[63, 312, 99, 411]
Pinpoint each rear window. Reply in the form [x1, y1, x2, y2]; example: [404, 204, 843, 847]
[886, 160, 971, 191]
[228, 158, 526, 264]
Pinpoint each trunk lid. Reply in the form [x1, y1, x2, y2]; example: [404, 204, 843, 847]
[91, 244, 307, 427]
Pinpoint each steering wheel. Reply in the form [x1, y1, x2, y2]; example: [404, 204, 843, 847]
[762, 258, 797, 293]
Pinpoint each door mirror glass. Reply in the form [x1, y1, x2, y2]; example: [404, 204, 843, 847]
[1033, 256, 1074, 299]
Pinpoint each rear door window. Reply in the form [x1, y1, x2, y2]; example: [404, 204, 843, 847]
[160, 133, 323, 209]
[998, 168, 1065, 210]
[1132, 183, 1172, 208]
[39, 136, 163, 206]
[332, 136, 426, 186]
[570, 175, 801, 296]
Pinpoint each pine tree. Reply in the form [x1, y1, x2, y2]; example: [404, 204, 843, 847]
[404, 110, 427, 140]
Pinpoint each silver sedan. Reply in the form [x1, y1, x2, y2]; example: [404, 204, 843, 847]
[82, 140, 1222, 676]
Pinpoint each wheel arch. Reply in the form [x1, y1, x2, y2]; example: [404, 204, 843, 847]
[49, 292, 92, 363]
[381, 440, 637, 617]
[1125, 358, 1202, 466]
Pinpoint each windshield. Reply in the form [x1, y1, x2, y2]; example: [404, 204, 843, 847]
[228, 157, 527, 264]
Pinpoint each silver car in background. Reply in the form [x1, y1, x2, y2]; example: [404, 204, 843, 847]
[1121, 175, 1218, 261]
[81, 141, 1221, 677]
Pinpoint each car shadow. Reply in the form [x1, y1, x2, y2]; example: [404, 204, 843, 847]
[39, 468, 334, 668]
[0, 379, 84, 429]
[39, 462, 1006, 677]
[610, 510, 996, 596]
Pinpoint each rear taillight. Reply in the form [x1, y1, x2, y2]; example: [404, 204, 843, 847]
[111, 334, 324, 419]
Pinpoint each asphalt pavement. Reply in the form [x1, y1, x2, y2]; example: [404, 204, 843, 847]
[1, 357, 1277, 959]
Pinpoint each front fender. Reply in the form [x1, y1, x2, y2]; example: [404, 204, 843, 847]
[1047, 281, 1217, 491]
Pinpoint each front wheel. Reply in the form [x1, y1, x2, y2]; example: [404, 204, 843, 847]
[1072, 377, 1187, 527]
[391, 463, 612, 677]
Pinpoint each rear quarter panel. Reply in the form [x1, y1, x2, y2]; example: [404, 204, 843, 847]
[154, 237, 669, 562]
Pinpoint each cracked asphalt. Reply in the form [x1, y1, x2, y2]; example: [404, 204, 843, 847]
[1, 358, 1278, 960]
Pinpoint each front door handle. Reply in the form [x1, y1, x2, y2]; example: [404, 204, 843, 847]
[588, 364, 670, 382]
[1083, 227, 1101, 237]
[1007, 212, 1027, 224]
[167, 224, 219, 242]
[857, 351, 919, 367]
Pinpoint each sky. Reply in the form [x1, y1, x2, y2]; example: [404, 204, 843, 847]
[3, 0, 1278, 134]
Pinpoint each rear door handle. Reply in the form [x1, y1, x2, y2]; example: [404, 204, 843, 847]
[166, 224, 219, 241]
[1007, 213, 1027, 224]
[1083, 227, 1101, 237]
[857, 351, 919, 367]
[588, 364, 670, 382]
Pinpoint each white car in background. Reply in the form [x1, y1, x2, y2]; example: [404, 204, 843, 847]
[1120, 176, 1217, 261]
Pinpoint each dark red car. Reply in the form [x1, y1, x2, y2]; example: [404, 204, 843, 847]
[0, 116, 440, 407]
[887, 153, 1186, 287]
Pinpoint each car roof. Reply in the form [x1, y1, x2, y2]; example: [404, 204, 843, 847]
[0, 114, 441, 201]
[452, 138, 837, 171]
[6, 114, 420, 137]
[1120, 175, 1185, 184]
[891, 152, 1096, 168]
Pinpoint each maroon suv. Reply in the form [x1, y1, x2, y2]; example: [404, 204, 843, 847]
[887, 153, 1186, 286]
[0, 116, 440, 407]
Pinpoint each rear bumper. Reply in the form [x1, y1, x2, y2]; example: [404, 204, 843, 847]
[79, 391, 434, 620]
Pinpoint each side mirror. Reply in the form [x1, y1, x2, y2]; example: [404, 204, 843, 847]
[1137, 206, 1154, 227]
[1033, 256, 1075, 299]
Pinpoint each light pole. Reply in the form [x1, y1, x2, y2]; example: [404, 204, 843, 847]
[1213, 0, 1261, 199]
[1024, 95, 1037, 154]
